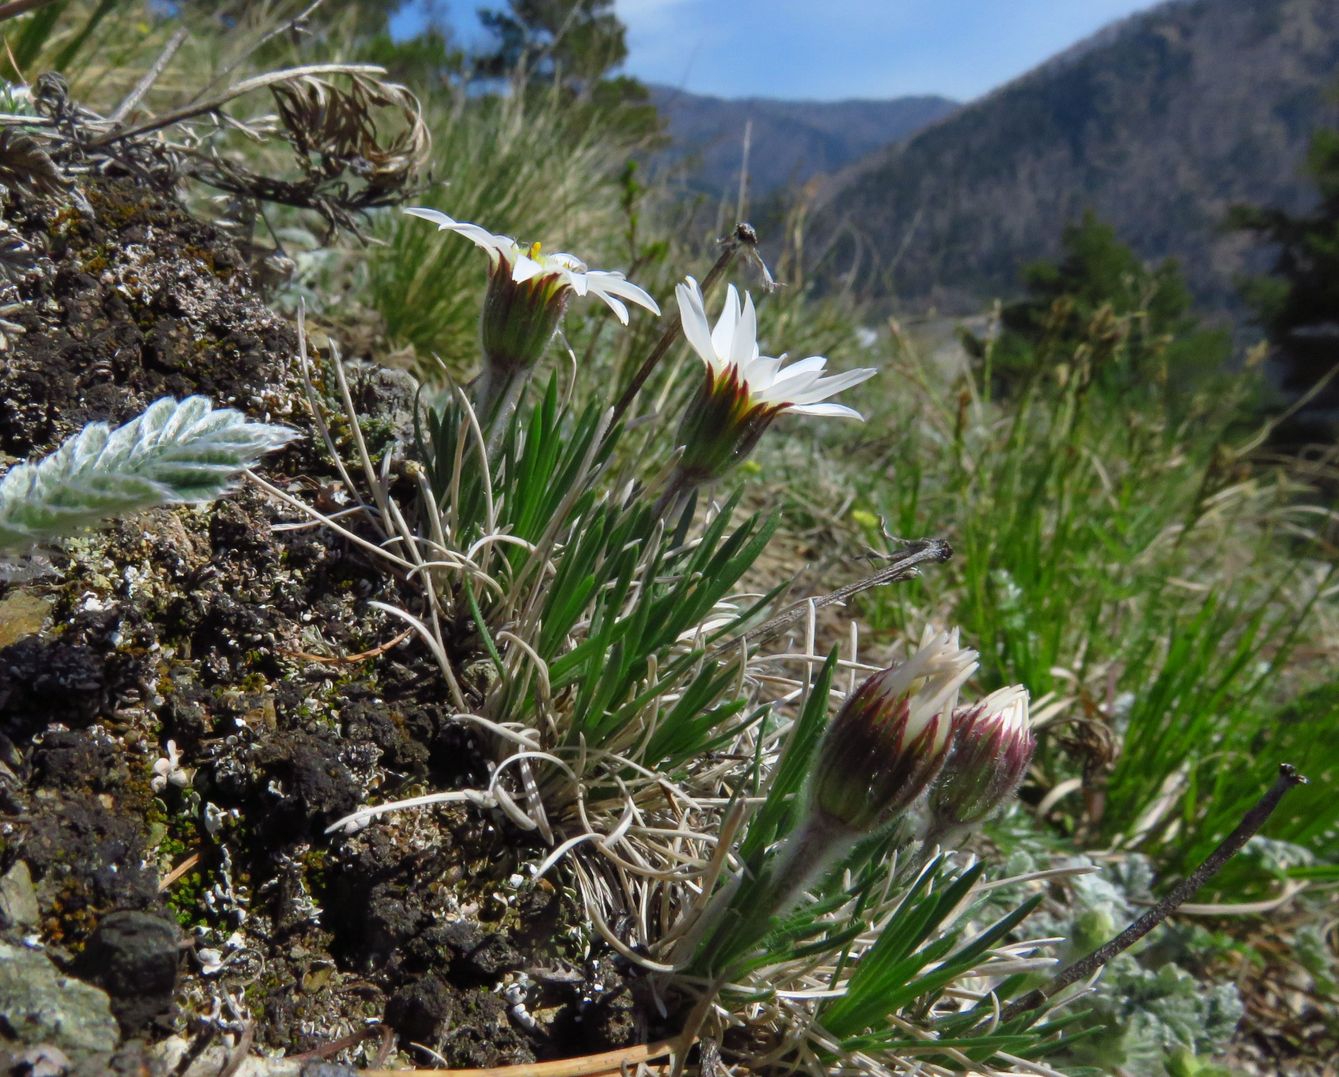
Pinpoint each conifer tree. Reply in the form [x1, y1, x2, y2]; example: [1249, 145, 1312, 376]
[1229, 125, 1339, 409]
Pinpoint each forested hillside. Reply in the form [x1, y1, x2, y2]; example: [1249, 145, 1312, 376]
[647, 85, 956, 198]
[809, 0, 1339, 312]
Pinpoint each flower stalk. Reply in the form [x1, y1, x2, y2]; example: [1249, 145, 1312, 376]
[686, 629, 977, 977]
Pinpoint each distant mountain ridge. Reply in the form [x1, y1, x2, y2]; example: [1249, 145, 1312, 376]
[809, 0, 1339, 313]
[646, 86, 958, 199]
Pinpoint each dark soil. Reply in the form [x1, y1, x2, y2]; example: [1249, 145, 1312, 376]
[0, 176, 647, 1072]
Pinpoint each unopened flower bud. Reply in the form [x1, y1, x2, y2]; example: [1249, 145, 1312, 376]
[929, 685, 1034, 830]
[808, 628, 978, 835]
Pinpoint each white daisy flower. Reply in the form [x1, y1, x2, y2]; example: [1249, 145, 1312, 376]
[675, 276, 876, 418]
[403, 207, 660, 325]
[669, 276, 878, 486]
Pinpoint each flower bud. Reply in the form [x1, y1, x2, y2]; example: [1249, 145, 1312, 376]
[807, 628, 978, 835]
[929, 685, 1034, 830]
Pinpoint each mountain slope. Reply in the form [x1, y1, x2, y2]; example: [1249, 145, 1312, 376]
[647, 86, 957, 199]
[810, 0, 1339, 313]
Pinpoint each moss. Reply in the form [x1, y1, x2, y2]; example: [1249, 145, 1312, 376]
[79, 251, 109, 275]
[165, 870, 208, 930]
[239, 670, 268, 690]
[87, 184, 154, 231]
[301, 847, 328, 886]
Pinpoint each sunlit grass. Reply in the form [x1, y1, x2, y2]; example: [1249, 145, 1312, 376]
[752, 309, 1339, 897]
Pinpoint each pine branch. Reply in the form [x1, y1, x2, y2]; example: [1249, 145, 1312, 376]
[0, 396, 297, 551]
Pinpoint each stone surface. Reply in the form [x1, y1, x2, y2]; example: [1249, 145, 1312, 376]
[0, 940, 119, 1057]
[0, 859, 39, 931]
[72, 910, 180, 1035]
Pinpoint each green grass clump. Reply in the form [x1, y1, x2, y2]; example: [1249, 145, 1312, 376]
[755, 300, 1337, 894]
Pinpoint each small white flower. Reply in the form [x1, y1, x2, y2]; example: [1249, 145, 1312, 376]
[675, 276, 876, 417]
[404, 207, 660, 324]
[666, 277, 879, 488]
[151, 739, 191, 793]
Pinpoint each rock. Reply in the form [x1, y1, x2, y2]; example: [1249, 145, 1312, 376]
[459, 930, 522, 980]
[4, 1044, 70, 1077]
[0, 859, 39, 931]
[0, 636, 106, 740]
[344, 359, 421, 448]
[0, 940, 119, 1058]
[72, 910, 179, 1035]
[20, 792, 159, 948]
[0, 592, 53, 649]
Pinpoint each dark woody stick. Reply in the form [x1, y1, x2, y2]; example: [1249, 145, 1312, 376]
[997, 763, 1307, 1025]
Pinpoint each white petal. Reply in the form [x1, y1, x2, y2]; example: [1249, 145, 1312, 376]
[746, 355, 784, 390]
[787, 401, 865, 419]
[731, 291, 759, 371]
[595, 290, 630, 324]
[769, 355, 830, 385]
[676, 278, 717, 367]
[404, 207, 516, 262]
[511, 254, 545, 283]
[548, 252, 587, 272]
[754, 356, 835, 403]
[403, 206, 455, 228]
[566, 270, 590, 297]
[755, 375, 817, 404]
[710, 285, 741, 362]
[783, 366, 878, 405]
[587, 272, 661, 315]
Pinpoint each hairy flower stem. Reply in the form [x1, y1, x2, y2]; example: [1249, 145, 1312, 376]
[610, 224, 757, 426]
[479, 366, 529, 459]
[896, 823, 968, 887]
[766, 810, 857, 911]
[651, 467, 692, 520]
[996, 763, 1307, 1025]
[686, 810, 857, 977]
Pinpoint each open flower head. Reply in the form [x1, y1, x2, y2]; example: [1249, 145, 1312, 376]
[808, 627, 979, 835]
[673, 276, 876, 483]
[929, 685, 1034, 829]
[404, 207, 659, 374]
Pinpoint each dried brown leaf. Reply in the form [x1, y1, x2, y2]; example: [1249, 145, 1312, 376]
[0, 128, 70, 199]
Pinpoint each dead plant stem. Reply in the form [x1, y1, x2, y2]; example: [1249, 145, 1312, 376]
[997, 763, 1307, 1024]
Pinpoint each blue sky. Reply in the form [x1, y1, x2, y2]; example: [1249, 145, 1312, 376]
[396, 0, 1163, 102]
